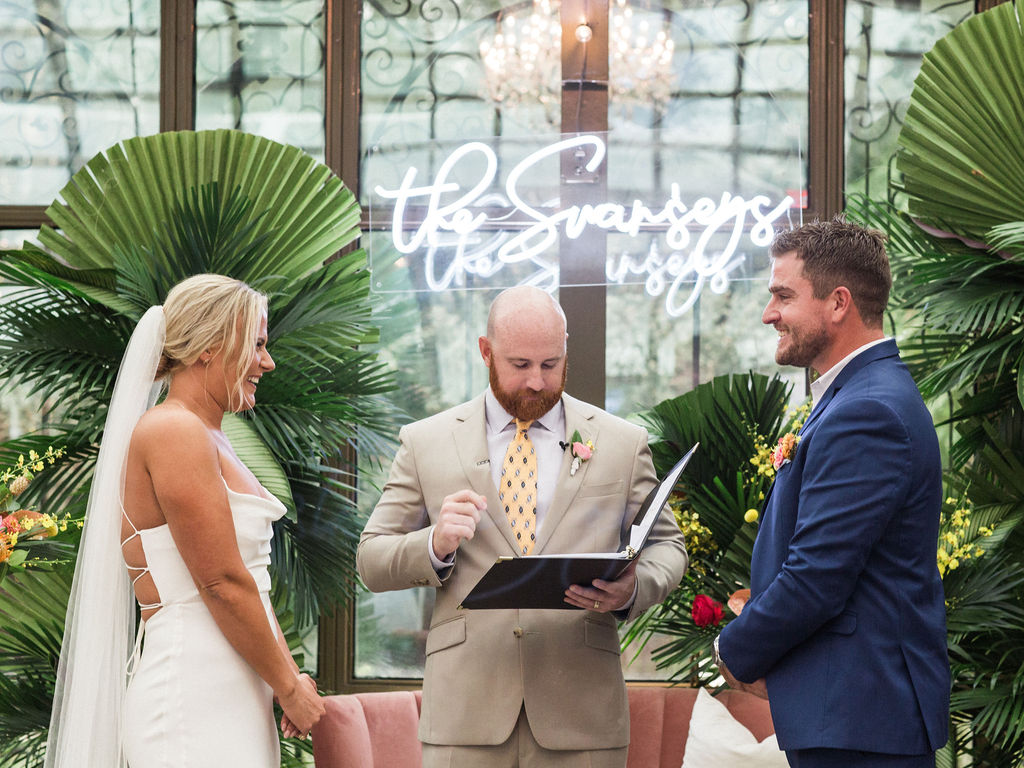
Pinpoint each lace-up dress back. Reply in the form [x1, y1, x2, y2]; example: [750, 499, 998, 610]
[121, 483, 285, 768]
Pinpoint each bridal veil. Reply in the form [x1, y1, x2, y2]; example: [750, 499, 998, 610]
[45, 306, 166, 768]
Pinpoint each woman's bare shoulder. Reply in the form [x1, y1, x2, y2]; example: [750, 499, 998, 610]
[132, 404, 214, 455]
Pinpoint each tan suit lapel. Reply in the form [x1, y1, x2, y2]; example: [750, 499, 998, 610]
[533, 395, 599, 554]
[451, 394, 521, 555]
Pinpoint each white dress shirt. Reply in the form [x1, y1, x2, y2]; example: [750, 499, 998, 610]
[810, 337, 891, 409]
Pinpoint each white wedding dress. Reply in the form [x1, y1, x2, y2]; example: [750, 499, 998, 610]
[121, 483, 286, 768]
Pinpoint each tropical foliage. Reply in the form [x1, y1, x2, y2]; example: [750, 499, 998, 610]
[623, 371, 806, 685]
[854, 3, 1024, 764]
[0, 130, 396, 766]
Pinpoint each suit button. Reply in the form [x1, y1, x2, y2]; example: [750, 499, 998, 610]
[513, 627, 524, 638]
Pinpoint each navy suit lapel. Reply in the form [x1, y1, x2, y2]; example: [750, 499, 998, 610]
[758, 340, 900, 516]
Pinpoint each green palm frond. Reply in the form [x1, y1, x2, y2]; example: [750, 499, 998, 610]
[895, 1, 1024, 243]
[0, 569, 73, 765]
[623, 372, 799, 684]
[40, 130, 359, 278]
[847, 197, 1024, 465]
[633, 370, 795, 484]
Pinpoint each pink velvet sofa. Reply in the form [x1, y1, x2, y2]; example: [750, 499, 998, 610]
[311, 687, 774, 768]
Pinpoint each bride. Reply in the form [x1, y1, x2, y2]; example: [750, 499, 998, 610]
[46, 274, 324, 767]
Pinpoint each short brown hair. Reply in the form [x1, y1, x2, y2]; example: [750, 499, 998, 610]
[770, 216, 891, 326]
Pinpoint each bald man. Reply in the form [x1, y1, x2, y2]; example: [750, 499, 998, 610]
[357, 286, 688, 768]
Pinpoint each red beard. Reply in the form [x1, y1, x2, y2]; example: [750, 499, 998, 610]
[489, 362, 566, 422]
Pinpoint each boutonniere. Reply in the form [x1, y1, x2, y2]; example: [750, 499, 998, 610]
[567, 430, 594, 476]
[771, 432, 800, 471]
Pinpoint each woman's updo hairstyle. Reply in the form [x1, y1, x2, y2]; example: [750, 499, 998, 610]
[157, 274, 268, 411]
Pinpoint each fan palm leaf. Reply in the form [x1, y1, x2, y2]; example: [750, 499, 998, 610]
[894, 1, 1024, 243]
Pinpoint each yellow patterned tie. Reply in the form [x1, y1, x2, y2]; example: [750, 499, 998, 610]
[500, 418, 537, 555]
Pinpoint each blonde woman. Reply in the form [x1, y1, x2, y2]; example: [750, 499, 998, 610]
[46, 274, 323, 768]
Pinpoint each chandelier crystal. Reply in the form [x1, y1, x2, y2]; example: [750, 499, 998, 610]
[479, 0, 676, 125]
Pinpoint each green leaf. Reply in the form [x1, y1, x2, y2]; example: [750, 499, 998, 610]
[1018, 355, 1024, 411]
[895, 2, 1024, 244]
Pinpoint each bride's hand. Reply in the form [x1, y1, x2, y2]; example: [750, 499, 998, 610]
[277, 673, 324, 736]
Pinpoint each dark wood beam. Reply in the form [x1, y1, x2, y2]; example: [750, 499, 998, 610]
[808, 0, 845, 220]
[160, 0, 195, 132]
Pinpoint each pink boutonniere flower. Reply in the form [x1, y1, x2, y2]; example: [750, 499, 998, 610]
[772, 432, 799, 471]
[568, 430, 594, 476]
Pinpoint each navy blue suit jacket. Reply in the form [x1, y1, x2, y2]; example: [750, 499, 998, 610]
[719, 340, 949, 754]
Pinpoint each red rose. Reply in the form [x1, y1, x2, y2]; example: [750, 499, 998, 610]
[691, 594, 724, 627]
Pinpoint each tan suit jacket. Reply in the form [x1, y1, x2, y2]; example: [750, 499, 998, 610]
[356, 393, 688, 750]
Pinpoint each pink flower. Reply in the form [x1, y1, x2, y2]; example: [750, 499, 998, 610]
[572, 441, 593, 460]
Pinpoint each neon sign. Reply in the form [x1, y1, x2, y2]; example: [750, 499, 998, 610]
[372, 134, 795, 318]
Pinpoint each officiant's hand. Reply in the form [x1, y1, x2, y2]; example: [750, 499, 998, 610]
[278, 672, 324, 737]
[564, 559, 638, 612]
[432, 489, 485, 558]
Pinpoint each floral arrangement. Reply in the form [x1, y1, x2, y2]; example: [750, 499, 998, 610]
[567, 429, 594, 476]
[0, 444, 80, 581]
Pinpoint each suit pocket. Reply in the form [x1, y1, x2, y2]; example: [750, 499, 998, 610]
[822, 610, 857, 635]
[584, 617, 621, 655]
[577, 480, 623, 499]
[425, 615, 466, 655]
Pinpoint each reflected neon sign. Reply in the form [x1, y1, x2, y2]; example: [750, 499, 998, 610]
[373, 135, 794, 317]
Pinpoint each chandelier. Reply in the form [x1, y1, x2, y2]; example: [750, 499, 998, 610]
[479, 0, 676, 125]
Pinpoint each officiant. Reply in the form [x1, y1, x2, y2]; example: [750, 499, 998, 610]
[357, 285, 688, 768]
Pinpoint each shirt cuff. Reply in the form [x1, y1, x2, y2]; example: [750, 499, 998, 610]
[427, 525, 456, 572]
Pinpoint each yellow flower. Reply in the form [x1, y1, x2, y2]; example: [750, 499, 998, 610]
[744, 509, 759, 524]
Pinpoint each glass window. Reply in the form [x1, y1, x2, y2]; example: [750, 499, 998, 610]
[194, 0, 326, 158]
[355, 0, 805, 681]
[0, 0, 160, 205]
[844, 0, 973, 200]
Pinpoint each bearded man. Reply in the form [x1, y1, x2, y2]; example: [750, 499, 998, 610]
[357, 285, 687, 768]
[715, 218, 949, 768]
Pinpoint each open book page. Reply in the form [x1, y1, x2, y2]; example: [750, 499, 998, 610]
[621, 442, 699, 556]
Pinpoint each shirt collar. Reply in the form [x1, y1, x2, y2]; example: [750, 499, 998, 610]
[810, 337, 891, 408]
[484, 388, 564, 434]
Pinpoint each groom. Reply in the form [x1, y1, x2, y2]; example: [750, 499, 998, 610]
[716, 218, 949, 767]
[357, 285, 687, 768]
